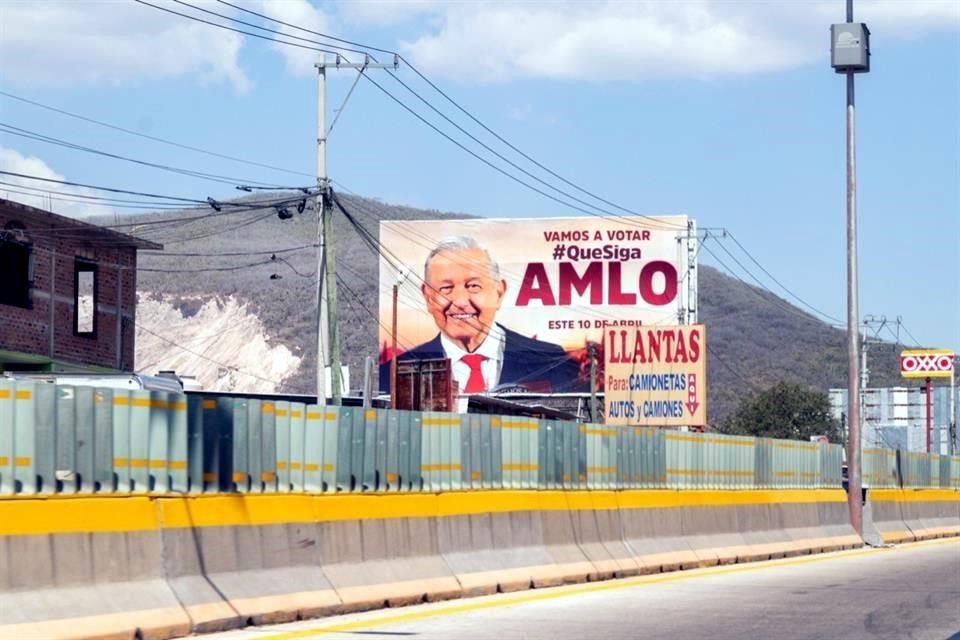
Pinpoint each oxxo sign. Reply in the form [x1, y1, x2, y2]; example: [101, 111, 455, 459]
[899, 350, 955, 379]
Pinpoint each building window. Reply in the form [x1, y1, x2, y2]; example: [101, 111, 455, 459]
[74, 259, 97, 338]
[0, 224, 32, 309]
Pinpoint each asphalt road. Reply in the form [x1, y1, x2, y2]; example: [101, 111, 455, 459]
[203, 539, 960, 640]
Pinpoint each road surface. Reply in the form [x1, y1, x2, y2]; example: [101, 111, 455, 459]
[202, 538, 960, 640]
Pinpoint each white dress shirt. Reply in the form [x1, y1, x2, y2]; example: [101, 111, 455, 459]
[440, 323, 506, 395]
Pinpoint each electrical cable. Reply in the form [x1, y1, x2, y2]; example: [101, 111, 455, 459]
[0, 89, 316, 180]
[135, 322, 279, 385]
[141, 244, 315, 257]
[701, 239, 829, 326]
[0, 121, 301, 189]
[136, 0, 685, 227]
[724, 230, 842, 325]
[130, 0, 343, 57]
[214, 0, 688, 228]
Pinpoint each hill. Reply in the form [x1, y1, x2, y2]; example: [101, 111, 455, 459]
[125, 192, 909, 423]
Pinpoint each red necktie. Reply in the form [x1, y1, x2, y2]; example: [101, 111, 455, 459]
[461, 354, 487, 393]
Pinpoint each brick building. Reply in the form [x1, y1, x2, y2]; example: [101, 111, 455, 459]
[0, 198, 161, 372]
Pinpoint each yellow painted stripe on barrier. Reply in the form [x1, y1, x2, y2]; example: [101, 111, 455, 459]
[323, 463, 335, 472]
[774, 471, 818, 478]
[276, 409, 288, 418]
[290, 463, 302, 471]
[169, 461, 187, 471]
[0, 489, 860, 535]
[304, 463, 319, 472]
[870, 489, 960, 502]
[291, 411, 302, 418]
[775, 442, 817, 451]
[113, 396, 130, 406]
[663, 434, 753, 447]
[583, 428, 617, 437]
[587, 466, 616, 473]
[0, 497, 159, 534]
[170, 401, 186, 411]
[15, 390, 31, 400]
[202, 399, 217, 409]
[202, 472, 216, 482]
[0, 389, 8, 399]
[262, 472, 276, 482]
[500, 421, 538, 430]
[129, 459, 147, 468]
[148, 460, 167, 469]
[277, 462, 288, 470]
[232, 472, 247, 482]
[502, 463, 538, 471]
[131, 398, 151, 408]
[491, 418, 501, 427]
[386, 473, 398, 484]
[667, 469, 753, 476]
[262, 403, 274, 414]
[471, 471, 482, 481]
[0, 457, 30, 467]
[422, 418, 460, 427]
[366, 410, 376, 420]
[421, 464, 461, 471]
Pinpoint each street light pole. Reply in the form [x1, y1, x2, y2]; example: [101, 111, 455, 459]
[831, 0, 870, 536]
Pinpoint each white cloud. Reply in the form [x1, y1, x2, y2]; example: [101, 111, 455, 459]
[0, 147, 114, 219]
[0, 0, 250, 92]
[255, 0, 335, 76]
[339, 0, 960, 83]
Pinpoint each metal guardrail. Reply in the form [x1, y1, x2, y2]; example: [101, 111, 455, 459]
[0, 379, 868, 495]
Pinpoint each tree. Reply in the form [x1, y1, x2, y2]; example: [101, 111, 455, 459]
[718, 381, 841, 442]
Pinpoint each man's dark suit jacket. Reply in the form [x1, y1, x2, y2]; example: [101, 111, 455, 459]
[379, 323, 585, 393]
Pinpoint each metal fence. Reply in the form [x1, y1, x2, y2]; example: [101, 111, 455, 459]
[2, 379, 857, 495]
[862, 447, 960, 489]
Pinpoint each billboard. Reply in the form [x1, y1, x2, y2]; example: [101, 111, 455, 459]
[378, 215, 694, 396]
[899, 350, 955, 379]
[604, 324, 707, 426]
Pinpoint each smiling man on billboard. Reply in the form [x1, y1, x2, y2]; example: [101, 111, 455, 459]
[384, 236, 583, 395]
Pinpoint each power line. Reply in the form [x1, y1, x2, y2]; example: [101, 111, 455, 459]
[0, 186, 185, 211]
[724, 230, 842, 325]
[0, 121, 301, 189]
[141, 244, 315, 257]
[135, 322, 279, 385]
[130, 0, 343, 57]
[0, 170, 212, 205]
[214, 0, 685, 228]
[137, 0, 685, 228]
[0, 90, 315, 180]
[706, 343, 761, 393]
[701, 234, 832, 326]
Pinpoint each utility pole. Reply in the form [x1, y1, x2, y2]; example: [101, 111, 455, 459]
[315, 54, 398, 406]
[315, 60, 329, 407]
[831, 1, 870, 535]
[588, 342, 598, 423]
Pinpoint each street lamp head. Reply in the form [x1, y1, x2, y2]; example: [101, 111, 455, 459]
[831, 23, 871, 74]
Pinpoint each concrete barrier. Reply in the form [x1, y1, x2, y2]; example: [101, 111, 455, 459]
[1, 490, 880, 640]
[321, 516, 460, 611]
[0, 498, 190, 640]
[867, 489, 960, 544]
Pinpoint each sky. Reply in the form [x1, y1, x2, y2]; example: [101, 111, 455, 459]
[0, 0, 957, 356]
